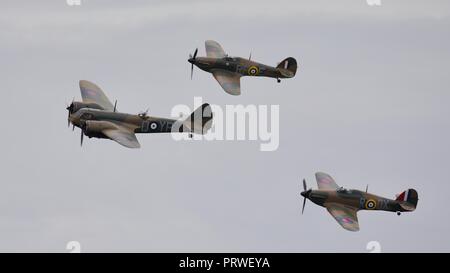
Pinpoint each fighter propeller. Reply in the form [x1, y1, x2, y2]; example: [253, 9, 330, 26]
[189, 48, 198, 80]
[301, 179, 312, 214]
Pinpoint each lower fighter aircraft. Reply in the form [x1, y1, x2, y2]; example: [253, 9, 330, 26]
[300, 172, 419, 231]
[188, 40, 297, 95]
[66, 80, 213, 148]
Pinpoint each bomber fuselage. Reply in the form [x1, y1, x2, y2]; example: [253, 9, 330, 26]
[69, 108, 180, 139]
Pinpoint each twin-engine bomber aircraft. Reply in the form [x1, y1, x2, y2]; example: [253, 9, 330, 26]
[301, 172, 419, 231]
[188, 40, 297, 95]
[66, 80, 213, 148]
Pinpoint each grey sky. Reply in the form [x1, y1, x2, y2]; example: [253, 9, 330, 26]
[0, 0, 449, 252]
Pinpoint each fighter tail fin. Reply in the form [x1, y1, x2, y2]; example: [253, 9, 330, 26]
[182, 103, 213, 135]
[396, 189, 419, 211]
[276, 57, 297, 78]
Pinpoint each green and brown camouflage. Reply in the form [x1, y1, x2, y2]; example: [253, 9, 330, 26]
[301, 172, 419, 231]
[188, 40, 297, 95]
[67, 80, 213, 148]
[189, 56, 297, 78]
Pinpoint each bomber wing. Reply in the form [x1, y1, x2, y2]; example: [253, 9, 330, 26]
[205, 40, 226, 58]
[102, 121, 140, 148]
[212, 70, 241, 95]
[79, 80, 114, 111]
[326, 203, 360, 232]
[315, 172, 339, 190]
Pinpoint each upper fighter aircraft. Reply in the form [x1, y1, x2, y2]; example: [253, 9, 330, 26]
[300, 172, 419, 231]
[66, 80, 213, 148]
[188, 40, 297, 95]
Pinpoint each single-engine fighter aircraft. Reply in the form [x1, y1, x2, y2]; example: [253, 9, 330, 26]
[66, 80, 213, 148]
[300, 172, 419, 232]
[188, 40, 297, 95]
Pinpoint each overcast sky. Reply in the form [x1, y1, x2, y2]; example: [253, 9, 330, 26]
[1, 0, 449, 252]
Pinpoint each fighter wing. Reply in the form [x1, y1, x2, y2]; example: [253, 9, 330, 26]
[212, 70, 241, 95]
[326, 203, 360, 232]
[205, 40, 226, 58]
[79, 80, 114, 111]
[102, 122, 141, 149]
[315, 172, 339, 190]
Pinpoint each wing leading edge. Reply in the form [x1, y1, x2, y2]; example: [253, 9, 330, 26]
[96, 121, 140, 148]
[326, 203, 360, 232]
[205, 40, 226, 58]
[212, 70, 241, 95]
[79, 80, 114, 111]
[315, 172, 339, 190]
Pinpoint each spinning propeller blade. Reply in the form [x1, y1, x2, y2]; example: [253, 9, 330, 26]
[302, 179, 307, 214]
[190, 48, 198, 80]
[302, 195, 307, 214]
[66, 97, 74, 127]
[193, 48, 198, 59]
[80, 123, 86, 147]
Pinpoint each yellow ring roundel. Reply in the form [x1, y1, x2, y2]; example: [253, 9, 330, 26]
[365, 199, 377, 210]
[248, 66, 259, 76]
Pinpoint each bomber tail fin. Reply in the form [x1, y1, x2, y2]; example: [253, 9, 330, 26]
[396, 189, 419, 211]
[182, 103, 213, 135]
[276, 57, 297, 78]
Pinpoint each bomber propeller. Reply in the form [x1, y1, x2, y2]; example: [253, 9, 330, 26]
[66, 98, 74, 127]
[80, 122, 86, 147]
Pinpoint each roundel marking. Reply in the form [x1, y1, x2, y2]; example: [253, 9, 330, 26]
[336, 216, 354, 224]
[248, 66, 259, 76]
[365, 199, 377, 210]
[150, 122, 158, 130]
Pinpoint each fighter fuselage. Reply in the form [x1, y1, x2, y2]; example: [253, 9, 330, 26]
[302, 188, 407, 212]
[189, 56, 287, 78]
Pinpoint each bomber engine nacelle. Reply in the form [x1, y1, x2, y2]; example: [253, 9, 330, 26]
[68, 101, 104, 115]
[84, 120, 116, 135]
